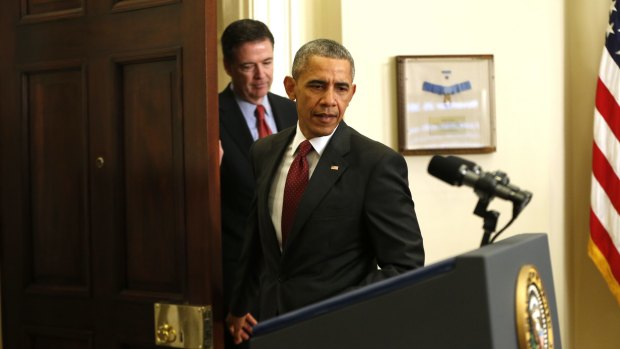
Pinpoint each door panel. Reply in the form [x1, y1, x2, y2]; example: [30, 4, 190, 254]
[118, 52, 185, 297]
[24, 63, 90, 296]
[0, 0, 221, 348]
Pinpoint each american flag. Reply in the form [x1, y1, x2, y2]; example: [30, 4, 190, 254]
[590, 0, 620, 305]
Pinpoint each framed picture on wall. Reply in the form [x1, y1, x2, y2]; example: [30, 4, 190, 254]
[396, 55, 496, 155]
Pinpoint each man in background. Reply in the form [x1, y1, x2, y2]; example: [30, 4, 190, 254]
[219, 18, 297, 348]
[226, 38, 424, 345]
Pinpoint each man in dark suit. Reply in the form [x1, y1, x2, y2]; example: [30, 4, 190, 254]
[226, 38, 425, 344]
[219, 19, 297, 348]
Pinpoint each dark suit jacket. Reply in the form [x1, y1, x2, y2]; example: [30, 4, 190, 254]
[219, 85, 297, 311]
[230, 121, 424, 320]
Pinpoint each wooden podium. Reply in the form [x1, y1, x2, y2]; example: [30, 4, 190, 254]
[249, 233, 561, 349]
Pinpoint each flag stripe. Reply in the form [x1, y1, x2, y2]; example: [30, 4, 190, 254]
[590, 208, 620, 283]
[598, 48, 620, 103]
[595, 78, 620, 141]
[593, 108, 620, 178]
[592, 142, 620, 213]
[591, 174, 620, 249]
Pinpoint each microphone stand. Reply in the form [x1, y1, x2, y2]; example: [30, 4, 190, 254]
[474, 196, 499, 247]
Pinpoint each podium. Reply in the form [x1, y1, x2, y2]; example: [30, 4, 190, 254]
[250, 233, 562, 349]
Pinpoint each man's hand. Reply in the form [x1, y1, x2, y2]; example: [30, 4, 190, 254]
[226, 312, 258, 344]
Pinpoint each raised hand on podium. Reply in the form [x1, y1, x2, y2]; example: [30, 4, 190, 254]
[226, 312, 258, 344]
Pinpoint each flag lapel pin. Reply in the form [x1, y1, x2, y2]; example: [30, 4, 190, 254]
[330, 165, 339, 171]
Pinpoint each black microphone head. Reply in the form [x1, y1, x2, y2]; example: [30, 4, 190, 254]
[428, 155, 467, 186]
[446, 155, 478, 171]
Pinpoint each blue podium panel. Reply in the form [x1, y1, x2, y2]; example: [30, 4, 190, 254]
[250, 233, 561, 349]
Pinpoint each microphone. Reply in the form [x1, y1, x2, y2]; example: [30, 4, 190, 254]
[427, 155, 532, 213]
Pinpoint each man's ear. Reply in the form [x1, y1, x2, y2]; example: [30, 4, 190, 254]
[223, 60, 233, 77]
[283, 76, 296, 100]
[345, 84, 357, 106]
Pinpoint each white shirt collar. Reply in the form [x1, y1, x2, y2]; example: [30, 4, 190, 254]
[290, 123, 338, 155]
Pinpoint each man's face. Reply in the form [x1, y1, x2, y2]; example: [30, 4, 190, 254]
[224, 39, 274, 104]
[284, 56, 356, 139]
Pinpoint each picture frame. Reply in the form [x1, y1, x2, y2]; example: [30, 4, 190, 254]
[396, 54, 496, 155]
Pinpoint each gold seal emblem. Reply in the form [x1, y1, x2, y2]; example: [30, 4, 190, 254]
[516, 264, 554, 349]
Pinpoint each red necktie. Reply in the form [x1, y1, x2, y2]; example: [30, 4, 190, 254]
[281, 140, 313, 245]
[255, 104, 272, 138]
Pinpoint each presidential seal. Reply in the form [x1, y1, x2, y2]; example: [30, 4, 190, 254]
[515, 264, 554, 349]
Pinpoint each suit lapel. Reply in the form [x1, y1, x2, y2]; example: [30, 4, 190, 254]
[219, 85, 254, 159]
[283, 123, 351, 250]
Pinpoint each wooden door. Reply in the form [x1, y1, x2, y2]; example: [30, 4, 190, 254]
[0, 0, 222, 348]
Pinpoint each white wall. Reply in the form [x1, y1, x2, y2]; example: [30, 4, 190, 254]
[252, 0, 343, 96]
[339, 0, 567, 343]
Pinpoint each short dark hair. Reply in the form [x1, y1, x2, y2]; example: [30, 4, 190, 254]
[291, 38, 355, 80]
[221, 19, 275, 64]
